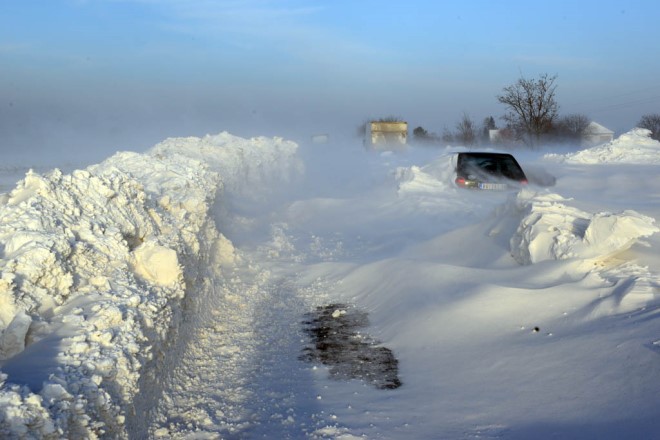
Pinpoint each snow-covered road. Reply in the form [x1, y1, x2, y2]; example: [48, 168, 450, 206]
[1, 129, 660, 439]
[148, 272, 317, 438]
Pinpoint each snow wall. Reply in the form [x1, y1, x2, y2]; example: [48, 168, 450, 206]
[0, 133, 300, 438]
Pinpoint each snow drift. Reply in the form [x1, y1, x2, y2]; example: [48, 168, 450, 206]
[504, 189, 658, 265]
[0, 133, 299, 438]
[545, 127, 660, 164]
[0, 127, 658, 438]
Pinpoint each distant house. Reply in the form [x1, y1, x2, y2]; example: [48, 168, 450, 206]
[488, 128, 515, 145]
[488, 129, 501, 143]
[582, 122, 614, 147]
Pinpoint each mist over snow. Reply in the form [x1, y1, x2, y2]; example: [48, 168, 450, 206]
[545, 128, 660, 164]
[0, 128, 659, 439]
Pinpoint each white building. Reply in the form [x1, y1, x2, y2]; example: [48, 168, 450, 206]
[582, 121, 614, 147]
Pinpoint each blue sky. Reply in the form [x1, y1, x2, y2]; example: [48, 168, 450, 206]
[2, 0, 660, 158]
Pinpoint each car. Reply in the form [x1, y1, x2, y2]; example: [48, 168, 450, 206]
[454, 152, 528, 190]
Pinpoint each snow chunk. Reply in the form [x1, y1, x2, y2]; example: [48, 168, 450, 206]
[506, 189, 658, 264]
[545, 128, 660, 164]
[395, 154, 455, 195]
[130, 242, 182, 287]
[331, 309, 346, 319]
[0, 311, 31, 360]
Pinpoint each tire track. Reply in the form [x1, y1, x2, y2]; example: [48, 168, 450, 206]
[147, 263, 334, 439]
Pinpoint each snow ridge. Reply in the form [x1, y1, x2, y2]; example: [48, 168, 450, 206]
[506, 189, 658, 265]
[0, 133, 299, 438]
[545, 127, 660, 164]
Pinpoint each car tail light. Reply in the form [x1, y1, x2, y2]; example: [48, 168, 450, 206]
[455, 177, 467, 187]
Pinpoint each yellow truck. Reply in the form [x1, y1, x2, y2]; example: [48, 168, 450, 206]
[365, 121, 408, 151]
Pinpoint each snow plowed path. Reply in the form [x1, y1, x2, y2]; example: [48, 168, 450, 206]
[147, 262, 336, 439]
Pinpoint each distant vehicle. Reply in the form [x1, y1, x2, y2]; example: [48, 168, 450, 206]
[364, 120, 408, 151]
[454, 152, 528, 190]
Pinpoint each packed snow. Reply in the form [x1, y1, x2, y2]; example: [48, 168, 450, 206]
[0, 128, 659, 439]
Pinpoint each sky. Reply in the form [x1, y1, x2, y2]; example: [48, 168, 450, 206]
[2, 0, 660, 162]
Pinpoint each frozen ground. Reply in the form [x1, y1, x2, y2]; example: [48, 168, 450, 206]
[0, 129, 659, 439]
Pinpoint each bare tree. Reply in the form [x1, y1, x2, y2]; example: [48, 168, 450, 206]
[413, 126, 432, 143]
[554, 113, 590, 142]
[497, 73, 559, 147]
[637, 114, 660, 141]
[356, 120, 369, 138]
[455, 113, 477, 146]
[377, 115, 405, 122]
[441, 127, 454, 145]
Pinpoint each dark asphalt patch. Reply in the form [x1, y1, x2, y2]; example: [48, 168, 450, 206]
[300, 303, 402, 389]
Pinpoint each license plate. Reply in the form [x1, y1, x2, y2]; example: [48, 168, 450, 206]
[479, 182, 507, 190]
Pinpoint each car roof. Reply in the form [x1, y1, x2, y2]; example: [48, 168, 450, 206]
[457, 152, 516, 158]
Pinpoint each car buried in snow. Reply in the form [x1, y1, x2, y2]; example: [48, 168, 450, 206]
[454, 152, 528, 190]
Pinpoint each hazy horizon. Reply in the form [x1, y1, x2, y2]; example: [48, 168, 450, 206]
[2, 0, 660, 163]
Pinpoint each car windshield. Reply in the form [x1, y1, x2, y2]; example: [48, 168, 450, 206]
[458, 153, 526, 181]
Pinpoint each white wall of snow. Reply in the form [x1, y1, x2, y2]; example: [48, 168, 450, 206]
[0, 133, 300, 438]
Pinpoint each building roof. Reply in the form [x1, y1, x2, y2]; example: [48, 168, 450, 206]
[585, 121, 614, 135]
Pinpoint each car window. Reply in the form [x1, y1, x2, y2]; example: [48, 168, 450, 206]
[498, 157, 525, 180]
[457, 153, 526, 181]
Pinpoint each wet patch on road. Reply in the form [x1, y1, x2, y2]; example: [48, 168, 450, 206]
[300, 304, 402, 389]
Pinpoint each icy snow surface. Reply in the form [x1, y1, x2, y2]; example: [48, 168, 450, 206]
[0, 129, 659, 439]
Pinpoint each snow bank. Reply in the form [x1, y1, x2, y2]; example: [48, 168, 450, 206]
[0, 133, 299, 438]
[545, 128, 660, 164]
[150, 132, 303, 198]
[394, 154, 455, 195]
[502, 189, 658, 265]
